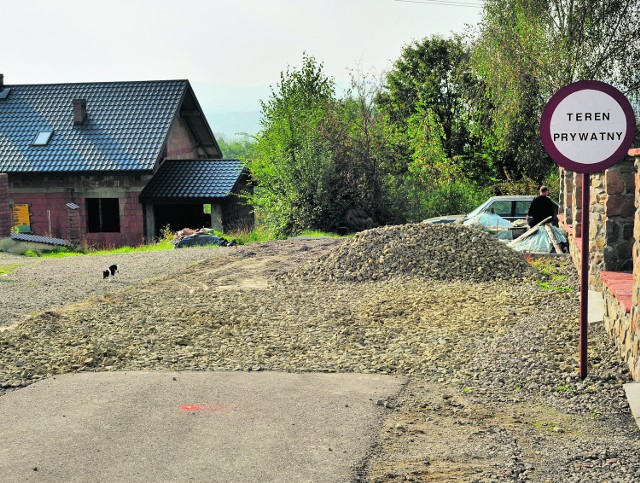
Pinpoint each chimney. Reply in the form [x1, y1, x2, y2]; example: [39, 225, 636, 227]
[0, 74, 4, 90]
[72, 99, 87, 124]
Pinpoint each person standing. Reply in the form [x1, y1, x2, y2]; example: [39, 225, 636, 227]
[526, 186, 557, 227]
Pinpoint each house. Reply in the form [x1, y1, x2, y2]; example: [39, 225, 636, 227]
[0, 75, 253, 248]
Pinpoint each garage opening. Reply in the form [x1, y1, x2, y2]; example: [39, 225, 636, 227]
[153, 203, 211, 236]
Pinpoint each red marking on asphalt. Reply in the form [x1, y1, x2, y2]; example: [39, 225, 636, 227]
[179, 404, 229, 412]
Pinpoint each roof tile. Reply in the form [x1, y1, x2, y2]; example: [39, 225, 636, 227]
[139, 159, 245, 200]
[0, 80, 187, 172]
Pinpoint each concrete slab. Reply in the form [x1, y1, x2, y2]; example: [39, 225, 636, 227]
[624, 382, 640, 431]
[588, 289, 604, 324]
[0, 371, 406, 483]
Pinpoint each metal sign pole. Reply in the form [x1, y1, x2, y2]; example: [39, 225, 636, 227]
[579, 173, 590, 379]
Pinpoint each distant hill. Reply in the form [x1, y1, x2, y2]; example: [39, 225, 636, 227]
[205, 110, 262, 140]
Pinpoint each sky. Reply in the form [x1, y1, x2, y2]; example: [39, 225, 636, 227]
[1, 0, 483, 138]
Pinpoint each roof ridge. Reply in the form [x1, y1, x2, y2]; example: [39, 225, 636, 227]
[3, 79, 189, 88]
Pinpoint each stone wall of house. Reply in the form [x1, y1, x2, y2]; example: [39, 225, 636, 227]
[0, 173, 11, 238]
[7, 172, 151, 248]
[572, 172, 583, 239]
[561, 168, 574, 226]
[604, 161, 635, 270]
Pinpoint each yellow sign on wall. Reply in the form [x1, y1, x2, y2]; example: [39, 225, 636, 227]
[12, 204, 31, 233]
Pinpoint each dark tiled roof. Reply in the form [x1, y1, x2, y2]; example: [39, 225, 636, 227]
[0, 80, 188, 172]
[139, 159, 245, 201]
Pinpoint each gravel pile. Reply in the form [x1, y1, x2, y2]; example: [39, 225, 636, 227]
[286, 223, 534, 283]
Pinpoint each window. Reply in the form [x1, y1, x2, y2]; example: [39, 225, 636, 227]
[0, 88, 11, 99]
[86, 198, 120, 232]
[486, 201, 512, 218]
[515, 201, 531, 217]
[33, 130, 53, 146]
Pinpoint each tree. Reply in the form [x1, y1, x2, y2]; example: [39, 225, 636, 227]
[376, 35, 475, 162]
[471, 0, 640, 182]
[247, 54, 335, 236]
[319, 71, 403, 228]
[374, 35, 494, 219]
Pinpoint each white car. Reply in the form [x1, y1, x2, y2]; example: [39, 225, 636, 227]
[424, 195, 559, 225]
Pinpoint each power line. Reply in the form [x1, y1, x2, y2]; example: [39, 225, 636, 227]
[394, 0, 483, 8]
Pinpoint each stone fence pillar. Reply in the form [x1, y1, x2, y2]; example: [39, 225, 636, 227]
[572, 172, 583, 238]
[627, 152, 640, 378]
[587, 159, 635, 288]
[562, 168, 574, 225]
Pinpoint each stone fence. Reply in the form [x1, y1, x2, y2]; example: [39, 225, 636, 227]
[560, 150, 640, 380]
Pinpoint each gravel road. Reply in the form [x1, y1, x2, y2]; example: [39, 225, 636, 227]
[0, 236, 639, 482]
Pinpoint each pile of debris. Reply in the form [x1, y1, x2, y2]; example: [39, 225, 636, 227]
[507, 217, 568, 254]
[286, 222, 534, 283]
[172, 228, 236, 249]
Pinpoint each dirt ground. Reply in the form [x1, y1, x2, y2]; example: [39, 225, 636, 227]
[0, 238, 639, 482]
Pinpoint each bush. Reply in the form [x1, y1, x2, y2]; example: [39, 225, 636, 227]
[408, 180, 492, 221]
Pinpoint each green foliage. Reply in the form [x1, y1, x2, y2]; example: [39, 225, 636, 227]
[376, 35, 472, 157]
[376, 35, 496, 184]
[248, 55, 406, 236]
[247, 54, 336, 237]
[230, 225, 274, 245]
[471, 0, 640, 182]
[159, 224, 174, 243]
[404, 179, 492, 221]
[216, 135, 255, 160]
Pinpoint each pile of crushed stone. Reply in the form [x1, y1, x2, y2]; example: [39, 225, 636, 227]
[285, 222, 535, 283]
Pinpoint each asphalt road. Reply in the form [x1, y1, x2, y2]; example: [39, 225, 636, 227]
[0, 371, 406, 482]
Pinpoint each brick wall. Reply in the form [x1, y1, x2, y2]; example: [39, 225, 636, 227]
[7, 172, 148, 248]
[166, 116, 198, 159]
[0, 173, 10, 237]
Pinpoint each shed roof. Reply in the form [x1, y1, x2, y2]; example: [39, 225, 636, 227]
[139, 159, 245, 202]
[0, 79, 220, 173]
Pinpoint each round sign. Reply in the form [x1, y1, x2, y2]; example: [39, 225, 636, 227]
[540, 80, 636, 173]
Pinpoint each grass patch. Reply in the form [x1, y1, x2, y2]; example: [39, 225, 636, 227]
[554, 384, 577, 393]
[0, 264, 19, 276]
[537, 281, 573, 292]
[1, 226, 346, 259]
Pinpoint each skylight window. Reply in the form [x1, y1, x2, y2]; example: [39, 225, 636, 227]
[33, 130, 53, 146]
[0, 88, 11, 99]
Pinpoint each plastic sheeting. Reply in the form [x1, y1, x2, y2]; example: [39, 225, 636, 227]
[510, 225, 567, 253]
[463, 212, 513, 229]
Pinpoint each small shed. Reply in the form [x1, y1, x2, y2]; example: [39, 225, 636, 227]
[139, 159, 252, 237]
